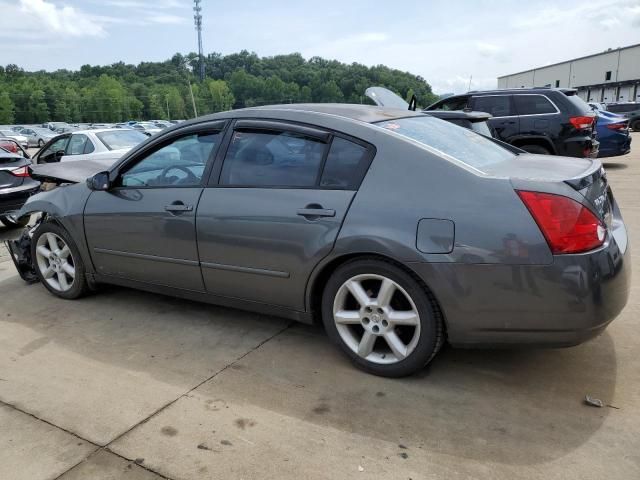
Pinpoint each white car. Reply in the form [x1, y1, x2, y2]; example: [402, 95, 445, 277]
[0, 129, 29, 149]
[33, 129, 149, 164]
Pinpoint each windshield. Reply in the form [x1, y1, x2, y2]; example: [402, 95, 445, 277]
[96, 130, 148, 150]
[375, 116, 515, 171]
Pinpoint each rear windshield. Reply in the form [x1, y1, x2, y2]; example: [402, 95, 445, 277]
[96, 130, 147, 150]
[563, 93, 592, 114]
[607, 103, 639, 113]
[375, 116, 514, 171]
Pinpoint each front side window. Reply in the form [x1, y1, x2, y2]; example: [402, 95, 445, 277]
[472, 96, 513, 117]
[118, 132, 221, 187]
[66, 134, 89, 155]
[220, 130, 326, 187]
[514, 95, 557, 115]
[376, 116, 515, 171]
[320, 137, 370, 189]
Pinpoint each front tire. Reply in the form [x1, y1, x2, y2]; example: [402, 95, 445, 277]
[31, 222, 88, 299]
[0, 215, 29, 228]
[321, 258, 444, 377]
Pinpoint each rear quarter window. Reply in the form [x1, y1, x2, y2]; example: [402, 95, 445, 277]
[514, 95, 557, 115]
[320, 137, 371, 189]
[376, 116, 515, 172]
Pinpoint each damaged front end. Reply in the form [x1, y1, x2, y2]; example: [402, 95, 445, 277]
[5, 217, 44, 283]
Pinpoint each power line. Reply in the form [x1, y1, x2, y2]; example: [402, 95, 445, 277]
[193, 0, 205, 82]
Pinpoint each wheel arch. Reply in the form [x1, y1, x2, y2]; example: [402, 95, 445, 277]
[510, 136, 556, 154]
[305, 252, 448, 335]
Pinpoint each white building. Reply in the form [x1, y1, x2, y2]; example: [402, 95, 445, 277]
[497, 44, 640, 104]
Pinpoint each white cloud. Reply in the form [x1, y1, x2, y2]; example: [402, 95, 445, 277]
[148, 14, 187, 25]
[19, 0, 106, 37]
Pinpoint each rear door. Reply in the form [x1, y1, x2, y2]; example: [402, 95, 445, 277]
[197, 120, 374, 310]
[470, 95, 519, 141]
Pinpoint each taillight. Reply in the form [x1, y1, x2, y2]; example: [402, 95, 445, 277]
[10, 166, 30, 177]
[569, 116, 595, 130]
[606, 123, 628, 130]
[517, 190, 605, 254]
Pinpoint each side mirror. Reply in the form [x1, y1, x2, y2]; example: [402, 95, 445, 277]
[54, 150, 65, 161]
[87, 171, 111, 191]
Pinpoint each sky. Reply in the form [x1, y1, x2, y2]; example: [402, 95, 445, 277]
[0, 0, 639, 94]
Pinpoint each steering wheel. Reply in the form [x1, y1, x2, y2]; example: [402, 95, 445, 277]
[158, 165, 199, 185]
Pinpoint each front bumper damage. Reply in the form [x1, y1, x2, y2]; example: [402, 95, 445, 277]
[5, 222, 40, 284]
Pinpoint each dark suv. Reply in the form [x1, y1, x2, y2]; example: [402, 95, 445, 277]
[426, 88, 599, 157]
[606, 103, 640, 131]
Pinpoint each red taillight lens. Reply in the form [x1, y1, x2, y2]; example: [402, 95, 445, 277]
[606, 122, 628, 130]
[517, 190, 605, 254]
[569, 115, 595, 130]
[10, 166, 30, 177]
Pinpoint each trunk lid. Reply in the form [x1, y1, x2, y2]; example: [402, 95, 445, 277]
[485, 154, 612, 223]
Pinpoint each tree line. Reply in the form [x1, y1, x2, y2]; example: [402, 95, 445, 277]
[0, 51, 437, 125]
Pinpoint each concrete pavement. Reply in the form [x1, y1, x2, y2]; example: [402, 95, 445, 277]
[1, 134, 639, 479]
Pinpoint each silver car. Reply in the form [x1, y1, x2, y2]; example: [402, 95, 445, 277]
[0, 129, 29, 149]
[20, 127, 57, 148]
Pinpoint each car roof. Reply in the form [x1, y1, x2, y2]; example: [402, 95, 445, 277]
[443, 88, 576, 98]
[198, 103, 427, 125]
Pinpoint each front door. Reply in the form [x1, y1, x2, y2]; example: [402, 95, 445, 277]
[84, 126, 224, 291]
[197, 122, 374, 310]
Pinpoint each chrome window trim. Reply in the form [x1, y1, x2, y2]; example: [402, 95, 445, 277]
[473, 94, 560, 118]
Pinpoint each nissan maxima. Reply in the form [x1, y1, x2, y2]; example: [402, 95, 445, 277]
[7, 104, 630, 377]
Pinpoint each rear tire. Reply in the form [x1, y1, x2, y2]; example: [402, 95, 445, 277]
[321, 258, 444, 377]
[631, 120, 640, 132]
[31, 222, 89, 299]
[0, 215, 29, 228]
[519, 144, 551, 155]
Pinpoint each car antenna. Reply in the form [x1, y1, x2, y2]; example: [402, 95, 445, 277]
[408, 94, 418, 111]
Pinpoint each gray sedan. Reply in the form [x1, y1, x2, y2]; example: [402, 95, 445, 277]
[20, 127, 57, 148]
[9, 104, 630, 377]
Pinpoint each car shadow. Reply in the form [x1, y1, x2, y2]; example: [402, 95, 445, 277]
[603, 162, 629, 170]
[0, 278, 617, 467]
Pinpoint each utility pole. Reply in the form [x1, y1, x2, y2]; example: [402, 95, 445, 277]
[189, 82, 198, 118]
[166, 96, 170, 121]
[468, 75, 473, 92]
[193, 0, 205, 82]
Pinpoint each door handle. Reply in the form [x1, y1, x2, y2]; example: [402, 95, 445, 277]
[297, 206, 336, 219]
[165, 202, 193, 213]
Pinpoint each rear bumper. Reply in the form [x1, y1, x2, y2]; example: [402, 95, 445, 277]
[598, 134, 632, 158]
[560, 136, 599, 158]
[0, 182, 40, 215]
[409, 224, 630, 347]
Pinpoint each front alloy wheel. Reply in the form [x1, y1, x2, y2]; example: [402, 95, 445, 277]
[35, 232, 76, 292]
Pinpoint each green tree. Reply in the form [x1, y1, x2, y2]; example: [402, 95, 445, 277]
[205, 79, 234, 112]
[0, 91, 15, 124]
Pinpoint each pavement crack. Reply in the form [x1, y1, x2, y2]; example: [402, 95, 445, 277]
[104, 321, 293, 447]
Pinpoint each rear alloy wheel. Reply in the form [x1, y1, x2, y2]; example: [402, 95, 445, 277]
[322, 258, 443, 377]
[32, 222, 88, 299]
[0, 215, 29, 228]
[519, 144, 551, 155]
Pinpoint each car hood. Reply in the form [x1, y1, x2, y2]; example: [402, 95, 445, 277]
[29, 158, 116, 184]
[365, 86, 411, 110]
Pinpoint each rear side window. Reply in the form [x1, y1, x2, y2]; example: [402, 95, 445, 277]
[514, 95, 557, 115]
[472, 96, 513, 117]
[66, 134, 88, 155]
[220, 130, 326, 187]
[320, 137, 370, 189]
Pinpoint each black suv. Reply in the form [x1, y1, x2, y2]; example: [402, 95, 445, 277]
[606, 103, 640, 131]
[426, 88, 599, 157]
